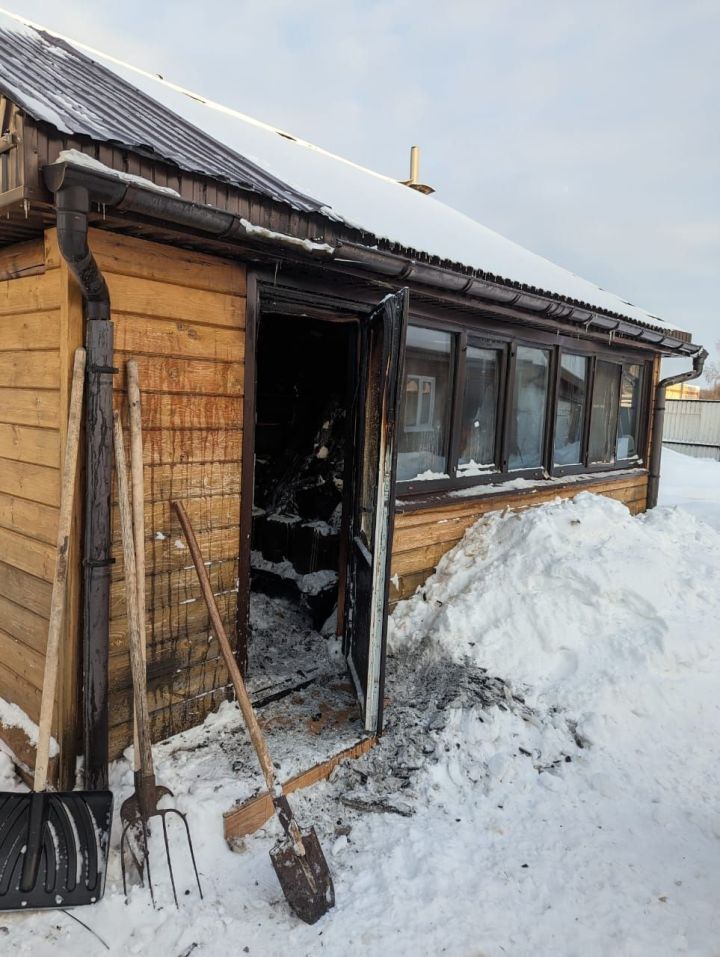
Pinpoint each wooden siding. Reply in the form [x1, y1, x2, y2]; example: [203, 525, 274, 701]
[389, 472, 649, 605]
[63, 230, 248, 760]
[0, 237, 64, 750]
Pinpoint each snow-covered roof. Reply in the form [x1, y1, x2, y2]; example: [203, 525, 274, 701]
[0, 15, 683, 332]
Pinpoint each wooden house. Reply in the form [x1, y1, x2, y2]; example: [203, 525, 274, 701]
[0, 22, 706, 791]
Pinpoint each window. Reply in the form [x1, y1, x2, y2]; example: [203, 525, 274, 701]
[507, 346, 550, 471]
[397, 326, 453, 481]
[394, 315, 649, 492]
[457, 346, 502, 475]
[554, 353, 589, 466]
[589, 360, 621, 464]
[617, 363, 644, 460]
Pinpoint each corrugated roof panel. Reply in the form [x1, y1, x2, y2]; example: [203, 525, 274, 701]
[0, 26, 323, 213]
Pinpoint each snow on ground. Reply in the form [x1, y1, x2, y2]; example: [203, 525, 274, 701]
[659, 446, 720, 531]
[2, 451, 720, 956]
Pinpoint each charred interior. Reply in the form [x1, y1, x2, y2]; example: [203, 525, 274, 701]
[249, 313, 356, 697]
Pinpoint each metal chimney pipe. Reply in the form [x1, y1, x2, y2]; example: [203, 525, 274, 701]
[409, 146, 420, 185]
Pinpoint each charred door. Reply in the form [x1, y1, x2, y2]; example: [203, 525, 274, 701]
[346, 289, 408, 733]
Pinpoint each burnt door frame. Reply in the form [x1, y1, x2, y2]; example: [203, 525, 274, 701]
[344, 290, 408, 734]
[236, 272, 385, 676]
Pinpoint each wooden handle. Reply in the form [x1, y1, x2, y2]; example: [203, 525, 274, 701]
[172, 501, 277, 793]
[114, 411, 154, 780]
[127, 359, 146, 773]
[34, 348, 86, 791]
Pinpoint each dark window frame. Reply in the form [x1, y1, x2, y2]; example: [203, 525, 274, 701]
[397, 307, 653, 497]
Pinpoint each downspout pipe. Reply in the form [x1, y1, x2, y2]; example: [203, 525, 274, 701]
[647, 348, 708, 509]
[54, 184, 114, 791]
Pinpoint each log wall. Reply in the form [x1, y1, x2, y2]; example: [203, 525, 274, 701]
[389, 471, 649, 605]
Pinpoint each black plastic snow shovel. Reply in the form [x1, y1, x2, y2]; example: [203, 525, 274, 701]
[0, 348, 113, 910]
[173, 501, 335, 925]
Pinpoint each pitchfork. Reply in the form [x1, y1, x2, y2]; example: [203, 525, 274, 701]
[113, 397, 202, 908]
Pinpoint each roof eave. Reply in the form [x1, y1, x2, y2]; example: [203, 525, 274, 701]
[44, 159, 702, 358]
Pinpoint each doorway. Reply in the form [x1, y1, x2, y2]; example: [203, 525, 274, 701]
[241, 284, 408, 735]
[248, 312, 355, 706]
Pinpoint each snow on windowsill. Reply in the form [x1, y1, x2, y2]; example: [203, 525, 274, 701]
[449, 467, 646, 499]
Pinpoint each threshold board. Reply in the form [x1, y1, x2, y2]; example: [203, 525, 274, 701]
[224, 735, 377, 842]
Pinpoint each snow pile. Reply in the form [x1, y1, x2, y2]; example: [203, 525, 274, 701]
[390, 492, 720, 719]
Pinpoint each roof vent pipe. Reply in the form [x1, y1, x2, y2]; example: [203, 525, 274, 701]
[647, 347, 708, 508]
[402, 146, 435, 195]
[53, 184, 113, 791]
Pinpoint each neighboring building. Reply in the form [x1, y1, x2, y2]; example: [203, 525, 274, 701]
[666, 382, 700, 399]
[0, 21, 705, 788]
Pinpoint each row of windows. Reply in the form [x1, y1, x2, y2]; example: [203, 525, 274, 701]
[397, 323, 647, 487]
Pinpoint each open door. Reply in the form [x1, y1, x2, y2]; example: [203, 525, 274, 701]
[346, 289, 408, 733]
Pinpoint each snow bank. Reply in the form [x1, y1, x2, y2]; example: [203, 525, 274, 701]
[390, 492, 720, 726]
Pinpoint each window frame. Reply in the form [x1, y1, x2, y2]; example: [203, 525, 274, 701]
[396, 307, 654, 497]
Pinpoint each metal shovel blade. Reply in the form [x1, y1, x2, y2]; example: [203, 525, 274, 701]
[270, 826, 335, 925]
[0, 790, 113, 911]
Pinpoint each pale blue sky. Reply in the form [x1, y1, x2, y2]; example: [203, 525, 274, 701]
[12, 0, 720, 366]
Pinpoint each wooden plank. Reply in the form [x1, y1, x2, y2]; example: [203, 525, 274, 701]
[391, 540, 457, 579]
[106, 274, 245, 329]
[108, 685, 233, 758]
[0, 239, 45, 281]
[56, 253, 84, 788]
[0, 526, 56, 582]
[388, 569, 428, 604]
[0, 490, 59, 543]
[110, 494, 242, 545]
[0, 594, 48, 655]
[0, 350, 60, 388]
[45, 228, 245, 296]
[0, 457, 60, 507]
[395, 473, 649, 527]
[108, 587, 236, 659]
[113, 393, 243, 430]
[114, 461, 242, 503]
[0, 388, 60, 428]
[113, 315, 245, 362]
[223, 737, 377, 841]
[0, 628, 45, 690]
[114, 353, 243, 396]
[111, 523, 241, 581]
[0, 422, 60, 467]
[0, 720, 58, 785]
[108, 630, 224, 691]
[0, 311, 61, 351]
[0, 664, 42, 724]
[114, 427, 242, 467]
[109, 557, 238, 619]
[0, 271, 60, 316]
[108, 658, 231, 728]
[0, 561, 52, 618]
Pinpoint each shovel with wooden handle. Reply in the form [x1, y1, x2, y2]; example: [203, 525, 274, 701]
[113, 412, 202, 908]
[172, 501, 335, 925]
[0, 348, 113, 911]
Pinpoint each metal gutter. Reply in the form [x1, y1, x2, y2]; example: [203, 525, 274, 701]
[647, 349, 709, 508]
[44, 160, 704, 359]
[333, 242, 701, 358]
[53, 183, 114, 791]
